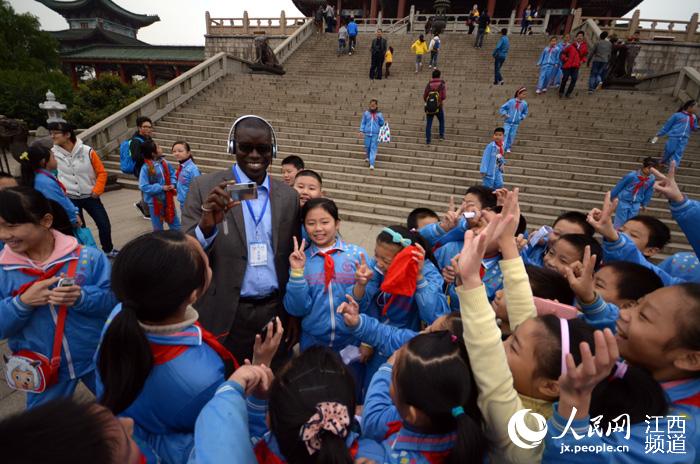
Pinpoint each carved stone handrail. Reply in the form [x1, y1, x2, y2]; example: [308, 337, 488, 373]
[674, 67, 700, 102]
[274, 18, 314, 64]
[576, 10, 699, 43]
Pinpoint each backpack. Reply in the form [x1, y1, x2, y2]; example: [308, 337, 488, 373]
[424, 83, 443, 115]
[119, 135, 143, 174]
[433, 37, 441, 50]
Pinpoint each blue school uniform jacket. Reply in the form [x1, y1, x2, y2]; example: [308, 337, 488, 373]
[358, 363, 458, 463]
[659, 252, 700, 284]
[419, 217, 469, 249]
[176, 158, 201, 205]
[499, 98, 529, 125]
[610, 170, 655, 207]
[657, 112, 698, 139]
[0, 244, 115, 384]
[360, 258, 449, 332]
[96, 305, 227, 464]
[670, 197, 700, 258]
[283, 237, 367, 351]
[360, 111, 385, 136]
[34, 169, 79, 224]
[492, 35, 510, 59]
[351, 313, 417, 357]
[538, 44, 560, 66]
[139, 159, 177, 206]
[436, 242, 503, 308]
[522, 237, 548, 267]
[603, 233, 686, 287]
[480, 141, 505, 179]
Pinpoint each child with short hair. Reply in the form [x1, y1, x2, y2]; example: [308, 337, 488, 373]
[594, 261, 663, 309]
[480, 127, 506, 189]
[410, 34, 428, 73]
[281, 155, 305, 187]
[138, 140, 180, 231]
[384, 46, 393, 78]
[522, 210, 594, 267]
[499, 87, 528, 153]
[284, 198, 369, 351]
[536, 36, 559, 94]
[359, 99, 385, 170]
[610, 156, 657, 228]
[172, 141, 200, 207]
[0, 187, 115, 408]
[338, 21, 348, 56]
[652, 99, 698, 168]
[406, 207, 439, 232]
[619, 214, 670, 258]
[292, 169, 322, 207]
[543, 233, 603, 277]
[97, 231, 238, 463]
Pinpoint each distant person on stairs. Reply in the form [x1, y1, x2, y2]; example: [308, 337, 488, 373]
[411, 34, 429, 73]
[587, 31, 612, 93]
[385, 46, 393, 78]
[360, 99, 385, 170]
[369, 29, 388, 80]
[347, 16, 358, 54]
[558, 30, 588, 98]
[423, 69, 447, 145]
[314, 6, 324, 34]
[652, 100, 698, 168]
[520, 4, 532, 34]
[467, 4, 480, 34]
[480, 127, 506, 189]
[474, 11, 490, 48]
[428, 33, 441, 68]
[324, 3, 335, 33]
[129, 116, 154, 219]
[499, 87, 528, 153]
[549, 33, 569, 88]
[536, 36, 559, 94]
[338, 20, 348, 56]
[492, 29, 509, 85]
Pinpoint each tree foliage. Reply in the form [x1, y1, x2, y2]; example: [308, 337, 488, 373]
[65, 75, 150, 128]
[0, 69, 73, 128]
[0, 0, 60, 72]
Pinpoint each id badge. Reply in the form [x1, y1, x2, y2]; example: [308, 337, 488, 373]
[249, 243, 268, 266]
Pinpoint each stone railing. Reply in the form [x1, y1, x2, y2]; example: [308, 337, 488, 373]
[575, 10, 699, 43]
[206, 11, 306, 36]
[674, 67, 700, 102]
[80, 52, 250, 157]
[274, 18, 314, 64]
[412, 10, 549, 34]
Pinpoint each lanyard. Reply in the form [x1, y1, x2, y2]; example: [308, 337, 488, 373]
[233, 166, 270, 229]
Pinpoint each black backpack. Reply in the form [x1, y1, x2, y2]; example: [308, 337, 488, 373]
[424, 83, 443, 115]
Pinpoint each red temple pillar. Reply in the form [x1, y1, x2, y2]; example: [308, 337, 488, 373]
[362, 0, 368, 19]
[564, 0, 577, 33]
[94, 64, 101, 78]
[517, 0, 529, 17]
[118, 64, 128, 84]
[336, 0, 341, 31]
[397, 0, 406, 18]
[487, 0, 496, 17]
[146, 64, 156, 87]
[174, 66, 182, 77]
[369, 0, 378, 23]
[69, 63, 79, 88]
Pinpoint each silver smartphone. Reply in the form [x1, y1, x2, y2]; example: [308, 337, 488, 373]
[57, 277, 75, 287]
[225, 182, 258, 201]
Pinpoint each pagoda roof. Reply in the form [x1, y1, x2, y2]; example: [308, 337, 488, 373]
[37, 0, 159, 27]
[61, 45, 205, 63]
[51, 27, 147, 47]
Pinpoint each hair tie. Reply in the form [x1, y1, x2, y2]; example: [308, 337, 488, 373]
[299, 402, 350, 455]
[612, 361, 628, 380]
[450, 334, 458, 343]
[382, 227, 411, 247]
[451, 406, 465, 418]
[560, 318, 570, 376]
[19, 151, 29, 161]
[515, 86, 527, 97]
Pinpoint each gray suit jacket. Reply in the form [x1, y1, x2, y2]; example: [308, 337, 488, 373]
[182, 169, 299, 336]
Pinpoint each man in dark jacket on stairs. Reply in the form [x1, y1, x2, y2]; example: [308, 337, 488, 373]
[370, 29, 388, 80]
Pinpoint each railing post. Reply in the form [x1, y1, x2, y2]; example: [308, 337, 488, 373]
[543, 9, 551, 33]
[409, 4, 415, 31]
[205, 11, 211, 35]
[629, 9, 640, 35]
[280, 10, 286, 35]
[688, 13, 699, 42]
[509, 10, 516, 33]
[571, 8, 582, 30]
[377, 11, 382, 28]
[243, 11, 249, 34]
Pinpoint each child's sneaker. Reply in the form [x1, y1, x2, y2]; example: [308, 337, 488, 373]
[369, 165, 375, 170]
[535, 89, 541, 95]
[506, 149, 512, 153]
[106, 249, 120, 259]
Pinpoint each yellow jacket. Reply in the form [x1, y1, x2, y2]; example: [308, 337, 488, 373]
[410, 39, 428, 55]
[385, 50, 393, 63]
[457, 257, 551, 464]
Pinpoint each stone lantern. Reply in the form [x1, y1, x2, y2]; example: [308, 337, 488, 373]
[38, 90, 67, 124]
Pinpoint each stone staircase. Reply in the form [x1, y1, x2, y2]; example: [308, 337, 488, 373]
[104, 32, 699, 259]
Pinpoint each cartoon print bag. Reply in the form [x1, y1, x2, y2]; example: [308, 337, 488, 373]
[3, 249, 80, 393]
[378, 123, 391, 143]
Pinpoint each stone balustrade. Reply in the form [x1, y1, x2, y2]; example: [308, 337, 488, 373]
[575, 9, 699, 43]
[205, 11, 306, 36]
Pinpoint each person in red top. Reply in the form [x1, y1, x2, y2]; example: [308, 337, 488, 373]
[423, 69, 447, 145]
[559, 30, 588, 99]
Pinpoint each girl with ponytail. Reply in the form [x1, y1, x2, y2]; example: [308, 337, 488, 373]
[96, 231, 240, 464]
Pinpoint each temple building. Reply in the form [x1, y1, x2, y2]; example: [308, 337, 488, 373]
[37, 0, 204, 87]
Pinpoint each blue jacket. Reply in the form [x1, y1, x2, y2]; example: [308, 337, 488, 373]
[610, 170, 655, 207]
[435, 242, 503, 308]
[419, 216, 469, 249]
[522, 237, 548, 267]
[659, 252, 700, 283]
[358, 363, 458, 463]
[347, 21, 358, 36]
[360, 111, 385, 136]
[499, 98, 529, 125]
[283, 237, 368, 351]
[351, 313, 416, 358]
[537, 44, 560, 66]
[492, 36, 510, 59]
[34, 169, 79, 224]
[0, 244, 115, 383]
[139, 159, 177, 206]
[480, 141, 505, 178]
[657, 112, 698, 139]
[603, 233, 686, 286]
[360, 258, 449, 332]
[176, 158, 201, 205]
[671, 197, 700, 258]
[96, 305, 227, 464]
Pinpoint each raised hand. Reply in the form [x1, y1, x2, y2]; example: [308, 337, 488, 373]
[651, 161, 684, 203]
[558, 329, 619, 419]
[439, 195, 461, 232]
[229, 363, 275, 398]
[587, 192, 618, 241]
[253, 317, 284, 367]
[337, 294, 361, 328]
[354, 254, 374, 286]
[564, 245, 597, 304]
[441, 263, 457, 283]
[48, 281, 82, 307]
[289, 236, 307, 270]
[19, 276, 60, 307]
[199, 181, 239, 235]
[498, 189, 522, 259]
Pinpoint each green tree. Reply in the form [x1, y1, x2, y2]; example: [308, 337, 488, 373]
[0, 0, 60, 72]
[0, 69, 73, 128]
[65, 75, 150, 128]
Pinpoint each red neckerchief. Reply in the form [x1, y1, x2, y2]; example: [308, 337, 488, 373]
[12, 261, 68, 296]
[515, 99, 521, 111]
[36, 169, 67, 194]
[683, 111, 696, 130]
[632, 175, 650, 197]
[316, 248, 340, 290]
[495, 140, 504, 157]
[145, 159, 176, 224]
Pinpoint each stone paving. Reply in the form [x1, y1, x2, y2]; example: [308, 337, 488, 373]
[0, 187, 382, 419]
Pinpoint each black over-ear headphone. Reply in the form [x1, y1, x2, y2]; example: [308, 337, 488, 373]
[227, 114, 278, 158]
